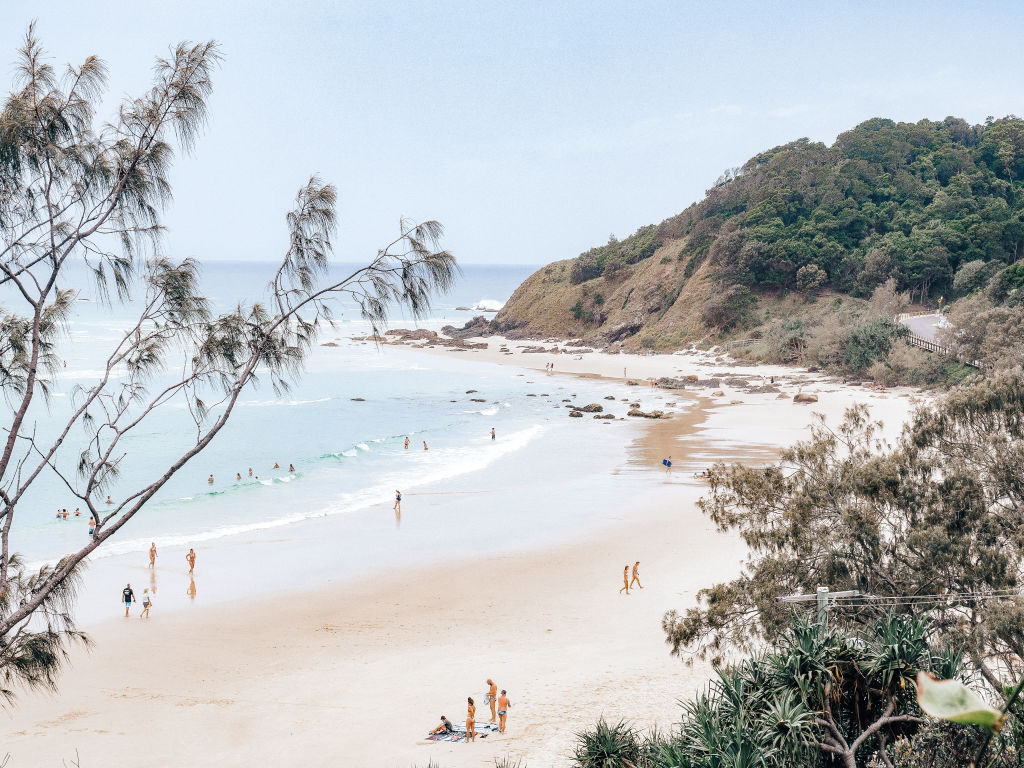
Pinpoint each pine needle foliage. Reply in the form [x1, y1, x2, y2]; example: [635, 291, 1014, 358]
[0, 26, 456, 704]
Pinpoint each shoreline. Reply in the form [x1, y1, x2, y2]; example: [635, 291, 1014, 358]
[3, 342, 920, 767]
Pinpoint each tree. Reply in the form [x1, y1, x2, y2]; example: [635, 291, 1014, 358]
[663, 371, 1024, 696]
[0, 28, 456, 702]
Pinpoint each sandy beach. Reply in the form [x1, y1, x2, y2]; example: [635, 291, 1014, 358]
[2, 340, 923, 768]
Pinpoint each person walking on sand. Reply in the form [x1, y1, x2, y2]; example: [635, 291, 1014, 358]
[631, 561, 643, 589]
[497, 690, 511, 733]
[122, 583, 134, 617]
[466, 697, 476, 743]
[404, 436, 409, 450]
[149, 542, 157, 568]
[139, 588, 152, 618]
[393, 489, 402, 513]
[486, 679, 498, 722]
[186, 548, 196, 574]
[619, 565, 630, 594]
[491, 427, 495, 441]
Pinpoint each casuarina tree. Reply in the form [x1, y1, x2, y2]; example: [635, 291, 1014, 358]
[0, 26, 457, 702]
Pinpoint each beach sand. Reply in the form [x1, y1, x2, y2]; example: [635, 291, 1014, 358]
[2, 343, 923, 767]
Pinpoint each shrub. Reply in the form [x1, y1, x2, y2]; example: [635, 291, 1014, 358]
[573, 718, 642, 768]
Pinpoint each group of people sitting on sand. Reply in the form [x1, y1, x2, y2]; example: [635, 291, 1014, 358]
[430, 678, 511, 742]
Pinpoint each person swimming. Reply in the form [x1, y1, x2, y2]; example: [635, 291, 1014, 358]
[288, 464, 295, 472]
[404, 436, 409, 450]
[207, 474, 214, 485]
[423, 441, 428, 451]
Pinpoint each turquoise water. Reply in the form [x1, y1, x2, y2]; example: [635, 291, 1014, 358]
[15, 262, 546, 564]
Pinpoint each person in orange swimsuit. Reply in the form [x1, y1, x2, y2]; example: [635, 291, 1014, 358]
[619, 564, 630, 594]
[466, 696, 476, 742]
[631, 561, 643, 589]
[497, 690, 511, 733]
[486, 679, 498, 722]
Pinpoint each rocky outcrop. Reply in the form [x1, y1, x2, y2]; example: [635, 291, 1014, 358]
[441, 315, 493, 339]
[579, 403, 604, 412]
[569, 410, 583, 418]
[793, 392, 819, 403]
[627, 408, 666, 419]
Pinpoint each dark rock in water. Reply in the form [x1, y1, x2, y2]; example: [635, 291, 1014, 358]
[657, 377, 688, 389]
[351, 397, 365, 401]
[387, 328, 438, 341]
[794, 393, 819, 403]
[629, 402, 640, 408]
[441, 315, 493, 339]
[470, 398, 486, 402]
[562, 398, 572, 402]
[527, 393, 536, 397]
[626, 380, 639, 386]
[604, 395, 616, 400]
[321, 341, 340, 347]
[455, 306, 472, 311]
[627, 408, 666, 419]
[579, 403, 603, 412]
[684, 375, 699, 382]
[569, 410, 583, 418]
[593, 413, 615, 419]
[466, 390, 478, 394]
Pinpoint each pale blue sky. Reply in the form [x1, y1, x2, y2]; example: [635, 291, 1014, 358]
[3, 1, 1023, 265]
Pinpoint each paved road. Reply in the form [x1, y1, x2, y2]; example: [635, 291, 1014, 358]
[900, 313, 943, 342]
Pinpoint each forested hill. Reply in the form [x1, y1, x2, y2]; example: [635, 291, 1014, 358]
[493, 116, 1024, 363]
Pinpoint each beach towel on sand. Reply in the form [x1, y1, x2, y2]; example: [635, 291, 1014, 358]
[426, 721, 500, 742]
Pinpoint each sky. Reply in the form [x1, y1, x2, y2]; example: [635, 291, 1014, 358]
[2, 1, 1023, 266]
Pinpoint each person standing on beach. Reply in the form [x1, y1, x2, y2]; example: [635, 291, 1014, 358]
[186, 548, 196, 574]
[404, 436, 409, 450]
[139, 588, 152, 618]
[149, 542, 157, 568]
[619, 565, 630, 594]
[393, 490, 401, 513]
[466, 697, 476, 742]
[491, 427, 495, 441]
[122, 583, 134, 617]
[631, 561, 643, 589]
[207, 474, 214, 485]
[486, 679, 498, 722]
[497, 690, 511, 733]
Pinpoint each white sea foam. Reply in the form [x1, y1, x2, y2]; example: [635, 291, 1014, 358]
[66, 425, 545, 566]
[473, 298, 504, 311]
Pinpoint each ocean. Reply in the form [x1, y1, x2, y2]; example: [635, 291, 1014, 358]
[7, 261, 678, 622]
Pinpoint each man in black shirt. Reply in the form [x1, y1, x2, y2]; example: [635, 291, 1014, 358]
[122, 583, 134, 617]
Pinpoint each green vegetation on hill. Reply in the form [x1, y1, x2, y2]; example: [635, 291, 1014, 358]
[494, 116, 1024, 380]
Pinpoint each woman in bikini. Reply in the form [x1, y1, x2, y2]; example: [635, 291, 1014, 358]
[497, 690, 511, 733]
[466, 696, 476, 742]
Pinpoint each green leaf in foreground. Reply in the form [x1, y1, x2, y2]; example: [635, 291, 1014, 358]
[916, 672, 1005, 730]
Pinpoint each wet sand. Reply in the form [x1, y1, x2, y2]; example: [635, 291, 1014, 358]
[2, 346, 921, 767]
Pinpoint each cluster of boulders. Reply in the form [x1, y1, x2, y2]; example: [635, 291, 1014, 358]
[440, 315, 493, 339]
[384, 328, 487, 350]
